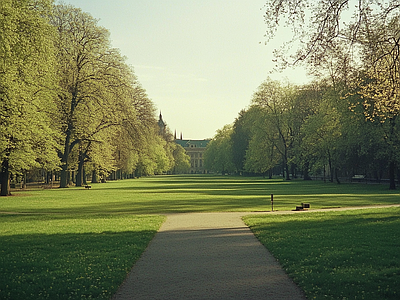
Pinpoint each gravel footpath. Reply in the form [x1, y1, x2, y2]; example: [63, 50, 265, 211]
[112, 212, 306, 300]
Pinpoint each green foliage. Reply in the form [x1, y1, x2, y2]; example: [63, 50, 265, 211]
[49, 4, 167, 186]
[0, 213, 165, 299]
[134, 133, 173, 176]
[258, 1, 400, 187]
[244, 106, 281, 175]
[301, 95, 342, 179]
[359, 15, 400, 121]
[0, 0, 60, 195]
[239, 78, 316, 178]
[244, 207, 400, 299]
[51, 4, 133, 187]
[231, 110, 251, 172]
[204, 125, 235, 174]
[172, 143, 190, 174]
[211, 76, 400, 184]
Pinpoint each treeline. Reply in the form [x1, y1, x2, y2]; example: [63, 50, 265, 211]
[205, 77, 400, 189]
[205, 2, 400, 189]
[0, 0, 190, 196]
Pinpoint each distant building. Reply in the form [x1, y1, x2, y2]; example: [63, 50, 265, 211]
[157, 112, 167, 137]
[158, 112, 211, 173]
[175, 138, 211, 174]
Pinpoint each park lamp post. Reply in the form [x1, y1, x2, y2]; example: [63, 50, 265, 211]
[271, 194, 274, 211]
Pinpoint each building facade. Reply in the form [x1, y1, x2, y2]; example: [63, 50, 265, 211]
[175, 139, 210, 174]
[158, 113, 211, 174]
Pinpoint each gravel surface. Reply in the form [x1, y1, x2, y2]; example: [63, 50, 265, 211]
[112, 212, 306, 300]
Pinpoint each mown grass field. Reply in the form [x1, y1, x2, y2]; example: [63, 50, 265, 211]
[1, 175, 399, 299]
[2, 175, 399, 214]
[244, 208, 400, 300]
[0, 214, 164, 299]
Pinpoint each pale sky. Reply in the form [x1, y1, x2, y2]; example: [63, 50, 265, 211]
[61, 0, 311, 139]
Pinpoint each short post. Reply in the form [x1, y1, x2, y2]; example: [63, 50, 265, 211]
[271, 194, 274, 211]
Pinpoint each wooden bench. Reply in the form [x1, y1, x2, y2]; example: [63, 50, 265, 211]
[352, 175, 365, 179]
[295, 203, 310, 211]
[352, 175, 365, 182]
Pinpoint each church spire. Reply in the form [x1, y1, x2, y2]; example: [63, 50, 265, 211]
[157, 111, 166, 136]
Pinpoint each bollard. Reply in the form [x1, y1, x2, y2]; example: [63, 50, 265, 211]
[271, 194, 274, 211]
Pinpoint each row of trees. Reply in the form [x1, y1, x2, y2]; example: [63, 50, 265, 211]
[205, 1, 400, 189]
[0, 0, 189, 196]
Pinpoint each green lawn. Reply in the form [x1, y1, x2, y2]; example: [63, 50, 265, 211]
[244, 207, 400, 300]
[1, 175, 399, 299]
[0, 213, 164, 299]
[2, 175, 399, 214]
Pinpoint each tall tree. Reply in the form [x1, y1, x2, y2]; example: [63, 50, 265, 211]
[301, 96, 343, 182]
[171, 144, 190, 174]
[244, 107, 281, 177]
[251, 79, 299, 179]
[357, 16, 400, 188]
[291, 82, 325, 179]
[263, 1, 400, 71]
[111, 83, 171, 178]
[231, 110, 251, 173]
[0, 0, 59, 196]
[204, 125, 235, 174]
[264, 0, 400, 188]
[51, 4, 136, 187]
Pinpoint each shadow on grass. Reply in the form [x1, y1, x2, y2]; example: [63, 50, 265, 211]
[244, 208, 400, 299]
[0, 229, 158, 300]
[96, 177, 398, 201]
[3, 176, 399, 215]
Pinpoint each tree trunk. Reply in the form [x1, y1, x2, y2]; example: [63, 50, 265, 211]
[328, 151, 333, 182]
[92, 169, 98, 183]
[283, 154, 290, 180]
[387, 118, 396, 190]
[60, 133, 71, 188]
[69, 171, 74, 184]
[60, 116, 75, 188]
[76, 169, 83, 186]
[46, 171, 52, 184]
[291, 163, 297, 179]
[0, 159, 11, 196]
[389, 160, 396, 190]
[396, 168, 400, 185]
[60, 164, 68, 188]
[285, 163, 291, 180]
[22, 172, 27, 189]
[335, 168, 341, 184]
[303, 161, 312, 180]
[282, 148, 291, 180]
[83, 166, 87, 185]
[76, 151, 84, 187]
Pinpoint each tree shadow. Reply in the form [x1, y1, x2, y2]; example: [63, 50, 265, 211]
[0, 229, 158, 300]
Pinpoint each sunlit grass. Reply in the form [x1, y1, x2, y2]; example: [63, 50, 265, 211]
[1, 175, 400, 299]
[2, 175, 399, 214]
[0, 213, 165, 299]
[243, 207, 400, 300]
